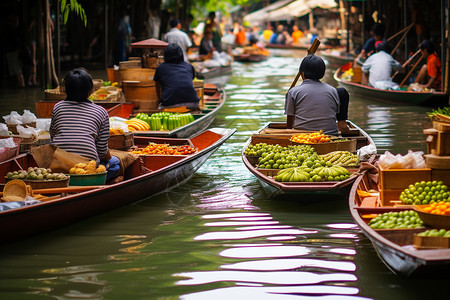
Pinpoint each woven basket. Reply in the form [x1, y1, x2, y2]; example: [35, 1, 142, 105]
[45, 86, 66, 100]
[7, 122, 36, 135]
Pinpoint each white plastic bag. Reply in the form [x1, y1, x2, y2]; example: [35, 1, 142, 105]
[357, 144, 377, 161]
[3, 111, 22, 125]
[379, 150, 427, 169]
[16, 125, 40, 138]
[0, 123, 9, 136]
[110, 120, 129, 132]
[0, 137, 16, 148]
[21, 109, 37, 123]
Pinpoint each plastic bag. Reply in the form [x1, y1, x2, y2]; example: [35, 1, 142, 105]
[0, 137, 16, 148]
[110, 120, 129, 132]
[3, 111, 22, 125]
[21, 109, 37, 123]
[379, 150, 427, 169]
[36, 118, 51, 132]
[0, 123, 9, 136]
[16, 125, 40, 138]
[357, 144, 377, 161]
[373, 80, 400, 91]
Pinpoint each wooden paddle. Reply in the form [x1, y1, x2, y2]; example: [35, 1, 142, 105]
[289, 38, 321, 90]
[392, 49, 421, 79]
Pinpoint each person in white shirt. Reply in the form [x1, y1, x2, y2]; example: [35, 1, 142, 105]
[164, 19, 192, 62]
[362, 42, 401, 88]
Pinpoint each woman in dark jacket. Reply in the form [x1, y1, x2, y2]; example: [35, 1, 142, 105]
[153, 43, 199, 109]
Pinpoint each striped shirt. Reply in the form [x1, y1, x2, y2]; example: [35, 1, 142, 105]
[50, 100, 110, 162]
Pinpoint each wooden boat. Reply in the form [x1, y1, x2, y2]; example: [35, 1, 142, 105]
[36, 101, 135, 119]
[265, 43, 331, 51]
[321, 51, 355, 69]
[334, 67, 448, 106]
[233, 53, 269, 62]
[242, 121, 376, 199]
[196, 65, 232, 79]
[348, 168, 450, 277]
[0, 128, 235, 242]
[131, 84, 225, 138]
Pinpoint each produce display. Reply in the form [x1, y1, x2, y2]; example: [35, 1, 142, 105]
[5, 167, 69, 181]
[131, 143, 196, 155]
[399, 181, 450, 205]
[417, 229, 450, 237]
[320, 151, 359, 167]
[369, 210, 423, 229]
[135, 112, 195, 131]
[427, 107, 450, 122]
[418, 201, 450, 215]
[255, 144, 320, 169]
[69, 161, 106, 175]
[124, 118, 150, 131]
[290, 131, 331, 144]
[274, 165, 350, 182]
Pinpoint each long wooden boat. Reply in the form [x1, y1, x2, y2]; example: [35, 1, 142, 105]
[132, 84, 225, 138]
[36, 101, 135, 119]
[348, 168, 450, 277]
[233, 53, 269, 62]
[265, 43, 332, 51]
[334, 67, 448, 106]
[196, 65, 232, 79]
[242, 121, 376, 199]
[321, 51, 355, 69]
[0, 128, 235, 242]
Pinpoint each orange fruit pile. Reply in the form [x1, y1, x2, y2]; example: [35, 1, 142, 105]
[290, 132, 330, 144]
[420, 201, 450, 215]
[131, 143, 196, 155]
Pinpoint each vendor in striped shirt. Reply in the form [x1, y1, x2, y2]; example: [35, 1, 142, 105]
[50, 68, 120, 181]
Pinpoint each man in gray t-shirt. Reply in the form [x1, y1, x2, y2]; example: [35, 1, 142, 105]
[285, 54, 340, 136]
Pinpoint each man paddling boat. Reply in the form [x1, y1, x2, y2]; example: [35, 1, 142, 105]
[284, 54, 350, 135]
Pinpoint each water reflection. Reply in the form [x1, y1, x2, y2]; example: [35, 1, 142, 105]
[177, 210, 366, 299]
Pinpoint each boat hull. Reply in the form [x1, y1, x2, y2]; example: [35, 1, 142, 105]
[334, 68, 447, 106]
[0, 128, 235, 242]
[242, 121, 376, 199]
[349, 172, 450, 277]
[196, 65, 232, 79]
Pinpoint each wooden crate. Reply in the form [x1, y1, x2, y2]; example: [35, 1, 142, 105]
[378, 165, 431, 190]
[424, 154, 450, 169]
[119, 60, 142, 69]
[294, 139, 356, 155]
[109, 132, 134, 150]
[431, 169, 450, 186]
[352, 67, 362, 83]
[122, 81, 158, 110]
[424, 128, 450, 155]
[380, 189, 402, 206]
[251, 134, 291, 147]
[414, 235, 450, 249]
[119, 68, 155, 83]
[433, 121, 450, 132]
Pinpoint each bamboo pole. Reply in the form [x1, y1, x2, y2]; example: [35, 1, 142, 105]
[390, 23, 414, 56]
[399, 54, 424, 86]
[391, 49, 420, 79]
[386, 23, 414, 42]
[289, 38, 321, 90]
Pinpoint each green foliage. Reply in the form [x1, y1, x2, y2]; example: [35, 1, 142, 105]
[60, 0, 87, 26]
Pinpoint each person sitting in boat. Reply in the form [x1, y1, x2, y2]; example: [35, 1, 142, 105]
[50, 68, 120, 182]
[285, 54, 340, 136]
[154, 43, 199, 110]
[199, 30, 215, 59]
[361, 41, 401, 88]
[336, 87, 352, 134]
[354, 23, 385, 66]
[414, 40, 442, 91]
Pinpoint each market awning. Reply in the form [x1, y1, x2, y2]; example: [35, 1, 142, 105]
[245, 0, 337, 23]
[244, 0, 295, 24]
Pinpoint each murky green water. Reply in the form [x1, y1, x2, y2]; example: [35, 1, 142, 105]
[0, 52, 447, 299]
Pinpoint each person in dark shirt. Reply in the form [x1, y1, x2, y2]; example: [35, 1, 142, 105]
[153, 43, 199, 109]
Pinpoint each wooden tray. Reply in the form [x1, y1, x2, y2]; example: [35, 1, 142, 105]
[414, 205, 450, 229]
[424, 154, 450, 169]
[433, 120, 450, 132]
[414, 234, 450, 249]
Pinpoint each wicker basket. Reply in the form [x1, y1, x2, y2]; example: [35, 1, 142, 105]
[7, 122, 36, 135]
[5, 177, 69, 189]
[45, 86, 66, 100]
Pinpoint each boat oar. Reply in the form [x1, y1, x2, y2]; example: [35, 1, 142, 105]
[289, 38, 321, 90]
[399, 53, 424, 87]
[392, 49, 421, 79]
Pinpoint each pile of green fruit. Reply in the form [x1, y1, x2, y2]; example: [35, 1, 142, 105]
[369, 210, 423, 229]
[135, 112, 194, 131]
[275, 165, 350, 182]
[5, 167, 69, 181]
[417, 229, 450, 237]
[399, 181, 449, 205]
[320, 151, 359, 167]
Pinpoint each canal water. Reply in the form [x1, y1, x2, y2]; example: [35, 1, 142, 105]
[0, 50, 446, 299]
